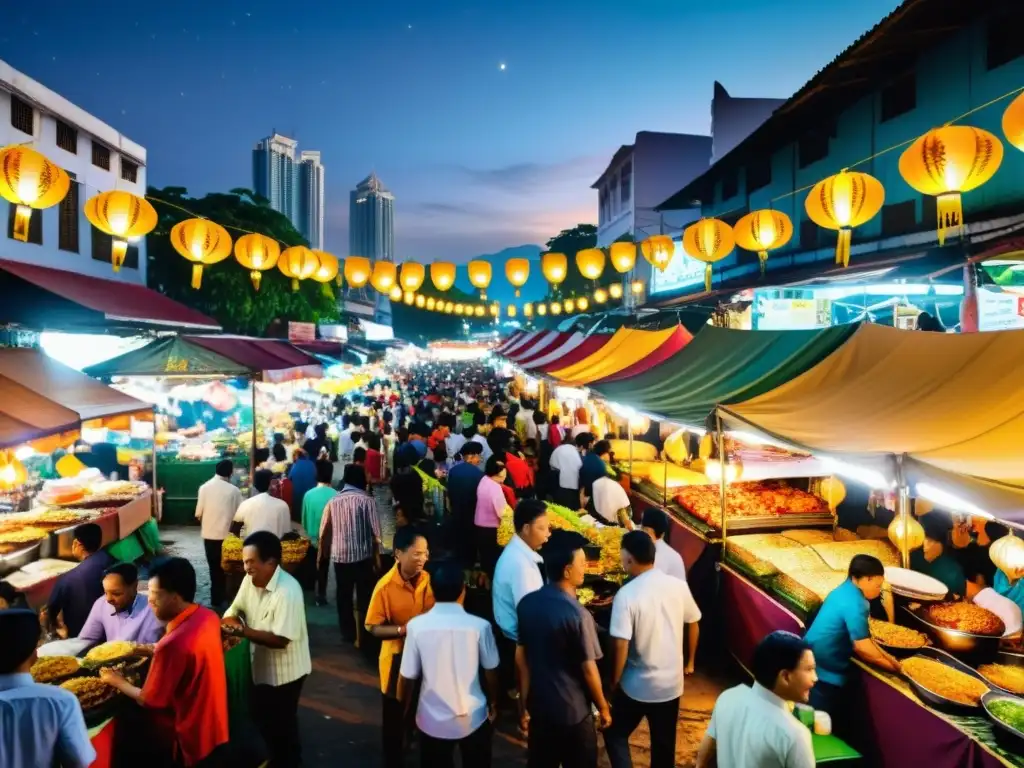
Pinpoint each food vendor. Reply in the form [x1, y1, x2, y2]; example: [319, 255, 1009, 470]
[45, 523, 114, 638]
[591, 475, 632, 528]
[78, 562, 163, 646]
[804, 554, 901, 717]
[910, 514, 973, 599]
[579, 439, 612, 516]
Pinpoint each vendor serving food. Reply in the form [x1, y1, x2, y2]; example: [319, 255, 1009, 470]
[78, 563, 163, 647]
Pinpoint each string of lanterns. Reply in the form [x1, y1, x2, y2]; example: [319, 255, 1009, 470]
[0, 87, 1020, 302]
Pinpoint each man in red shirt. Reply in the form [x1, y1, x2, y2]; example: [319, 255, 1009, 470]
[101, 557, 229, 766]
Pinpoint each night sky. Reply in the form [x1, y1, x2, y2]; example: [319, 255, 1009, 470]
[4, 0, 900, 260]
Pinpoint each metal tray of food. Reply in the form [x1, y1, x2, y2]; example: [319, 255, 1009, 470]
[974, 652, 1024, 696]
[982, 691, 1024, 751]
[0, 540, 42, 577]
[902, 647, 995, 715]
[903, 605, 1002, 662]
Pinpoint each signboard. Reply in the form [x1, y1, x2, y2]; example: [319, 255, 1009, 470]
[287, 322, 316, 344]
[649, 240, 706, 295]
[978, 289, 1024, 331]
[754, 297, 833, 330]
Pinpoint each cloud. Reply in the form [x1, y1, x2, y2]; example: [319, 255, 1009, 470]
[451, 155, 606, 192]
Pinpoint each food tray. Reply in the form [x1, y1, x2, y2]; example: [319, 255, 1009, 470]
[982, 691, 1024, 751]
[904, 606, 1002, 662]
[0, 541, 42, 578]
[975, 653, 1024, 696]
[902, 647, 995, 715]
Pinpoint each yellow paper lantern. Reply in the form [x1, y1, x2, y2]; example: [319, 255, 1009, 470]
[169, 218, 233, 289]
[641, 235, 675, 272]
[426, 296, 436, 310]
[507, 305, 517, 318]
[278, 245, 320, 291]
[683, 218, 735, 292]
[631, 280, 644, 294]
[990, 533, 1024, 578]
[311, 250, 340, 285]
[899, 126, 1004, 246]
[0, 146, 71, 242]
[404, 291, 415, 305]
[1003, 92, 1024, 152]
[467, 260, 492, 298]
[234, 233, 281, 291]
[575, 248, 606, 281]
[389, 285, 403, 301]
[563, 298, 575, 313]
[541, 252, 568, 285]
[400, 261, 426, 292]
[474, 305, 485, 318]
[455, 303, 464, 315]
[444, 301, 454, 313]
[733, 209, 793, 274]
[888, 515, 926, 553]
[370, 260, 398, 293]
[524, 303, 534, 317]
[577, 296, 589, 311]
[610, 241, 637, 273]
[489, 303, 500, 317]
[415, 294, 426, 308]
[537, 303, 547, 316]
[818, 476, 846, 512]
[0, 450, 28, 490]
[594, 288, 608, 304]
[609, 283, 623, 300]
[505, 258, 530, 297]
[804, 170, 885, 267]
[343, 256, 371, 287]
[430, 261, 457, 291]
[550, 302, 562, 316]
[84, 190, 157, 271]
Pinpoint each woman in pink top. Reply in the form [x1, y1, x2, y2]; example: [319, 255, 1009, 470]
[474, 455, 508, 578]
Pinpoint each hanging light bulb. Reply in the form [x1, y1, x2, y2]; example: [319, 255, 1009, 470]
[609, 283, 623, 299]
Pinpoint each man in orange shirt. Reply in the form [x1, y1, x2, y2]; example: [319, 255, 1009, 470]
[101, 557, 229, 767]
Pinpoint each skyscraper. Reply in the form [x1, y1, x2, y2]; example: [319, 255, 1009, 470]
[298, 151, 325, 250]
[349, 173, 395, 326]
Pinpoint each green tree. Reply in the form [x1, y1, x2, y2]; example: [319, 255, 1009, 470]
[146, 186, 339, 335]
[544, 223, 598, 299]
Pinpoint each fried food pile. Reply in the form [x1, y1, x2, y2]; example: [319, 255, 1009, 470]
[281, 538, 309, 565]
[60, 677, 117, 709]
[901, 657, 989, 706]
[83, 641, 135, 665]
[978, 664, 1024, 695]
[869, 619, 928, 649]
[30, 655, 80, 683]
[924, 602, 1005, 637]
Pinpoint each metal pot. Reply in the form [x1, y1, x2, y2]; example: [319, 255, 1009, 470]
[902, 606, 1002, 663]
[0, 541, 42, 578]
[982, 691, 1024, 752]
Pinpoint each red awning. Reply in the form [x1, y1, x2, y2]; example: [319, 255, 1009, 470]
[512, 332, 568, 366]
[501, 330, 542, 357]
[494, 331, 524, 354]
[0, 259, 220, 331]
[592, 325, 695, 383]
[185, 336, 322, 381]
[534, 333, 613, 373]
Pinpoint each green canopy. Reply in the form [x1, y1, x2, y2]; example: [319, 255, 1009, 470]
[85, 337, 250, 378]
[591, 324, 859, 427]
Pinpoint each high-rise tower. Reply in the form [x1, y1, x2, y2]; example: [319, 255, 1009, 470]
[348, 173, 395, 326]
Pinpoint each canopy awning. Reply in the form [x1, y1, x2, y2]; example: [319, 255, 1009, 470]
[494, 331, 526, 354]
[294, 341, 364, 367]
[0, 259, 221, 331]
[549, 326, 682, 386]
[594, 324, 859, 427]
[0, 349, 151, 448]
[593, 325, 694, 383]
[501, 330, 543, 357]
[529, 332, 613, 374]
[514, 332, 570, 367]
[507, 331, 558, 363]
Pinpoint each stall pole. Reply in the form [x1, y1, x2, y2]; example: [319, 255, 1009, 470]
[627, 426, 634, 484]
[249, 376, 257, 497]
[716, 410, 728, 557]
[150, 407, 159, 522]
[896, 454, 910, 568]
[662, 435, 668, 509]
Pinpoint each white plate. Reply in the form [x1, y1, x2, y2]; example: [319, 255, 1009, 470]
[884, 566, 948, 598]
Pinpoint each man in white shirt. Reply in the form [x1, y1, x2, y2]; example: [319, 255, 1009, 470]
[223, 531, 311, 768]
[641, 508, 688, 583]
[195, 460, 242, 607]
[606, 531, 702, 768]
[398, 563, 500, 767]
[234, 470, 291, 540]
[466, 425, 492, 464]
[696, 631, 817, 768]
[548, 433, 590, 510]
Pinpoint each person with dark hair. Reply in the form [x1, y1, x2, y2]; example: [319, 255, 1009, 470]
[288, 446, 317, 521]
[0, 579, 24, 610]
[580, 439, 612, 515]
[45, 522, 114, 637]
[235, 468, 292, 539]
[0, 609, 96, 767]
[605, 531, 701, 768]
[516, 531, 609, 767]
[100, 557, 229, 767]
[953, 516, 1005, 589]
[302, 460, 338, 605]
[804, 554, 899, 717]
[366, 432, 386, 485]
[911, 512, 970, 599]
[302, 422, 330, 462]
[448, 440, 486, 569]
[223, 532, 311, 768]
[399, 562, 500, 767]
[272, 433, 288, 463]
[195, 458, 242, 607]
[641, 508, 687, 583]
[366, 527, 434, 768]
[549, 432, 588, 509]
[696, 631, 816, 768]
[475, 456, 510, 578]
[320, 463, 381, 645]
[78, 561, 163, 646]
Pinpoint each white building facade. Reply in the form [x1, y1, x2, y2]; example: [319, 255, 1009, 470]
[0, 59, 148, 284]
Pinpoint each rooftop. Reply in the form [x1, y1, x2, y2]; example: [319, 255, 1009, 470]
[591, 131, 712, 189]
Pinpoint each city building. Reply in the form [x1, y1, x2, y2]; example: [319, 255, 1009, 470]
[710, 82, 786, 165]
[253, 133, 300, 227]
[348, 172, 395, 326]
[654, 0, 1024, 332]
[298, 150, 325, 250]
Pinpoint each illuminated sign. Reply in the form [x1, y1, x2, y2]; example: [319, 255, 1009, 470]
[649, 240, 706, 294]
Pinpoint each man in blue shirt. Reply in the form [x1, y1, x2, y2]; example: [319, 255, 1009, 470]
[46, 522, 114, 638]
[0, 609, 96, 768]
[804, 554, 900, 717]
[579, 440, 612, 515]
[447, 441, 485, 569]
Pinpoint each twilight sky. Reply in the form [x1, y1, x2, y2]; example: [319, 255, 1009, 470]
[3, 0, 900, 261]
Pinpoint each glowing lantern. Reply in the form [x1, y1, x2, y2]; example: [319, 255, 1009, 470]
[467, 260, 492, 298]
[505, 258, 530, 296]
[426, 297, 436, 311]
[990, 533, 1024, 578]
[888, 515, 925, 553]
[631, 280, 644, 294]
[507, 305, 517, 318]
[550, 302, 562, 316]
[474, 305, 485, 318]
[415, 294, 426, 308]
[629, 414, 650, 435]
[641, 235, 674, 272]
[733, 209, 793, 274]
[1003, 92, 1024, 152]
[234, 233, 281, 291]
[278, 246, 320, 291]
[610, 241, 637, 273]
[430, 261, 457, 291]
[594, 288, 608, 303]
[389, 285, 403, 302]
[444, 301, 454, 313]
[370, 260, 398, 293]
[541, 252, 568, 285]
[563, 298, 575, 313]
[404, 291, 415, 305]
[455, 304, 464, 315]
[311, 250, 340, 285]
[0, 450, 27, 490]
[575, 248, 606, 281]
[169, 218, 232, 289]
[899, 126, 1003, 246]
[537, 303, 547, 316]
[344, 256, 371, 287]
[609, 283, 623, 299]
[84, 191, 157, 271]
[683, 218, 735, 292]
[704, 457, 742, 485]
[524, 303, 534, 317]
[400, 261, 426, 292]
[577, 296, 589, 311]
[489, 304, 499, 317]
[804, 170, 885, 267]
[818, 476, 846, 512]
[0, 146, 71, 242]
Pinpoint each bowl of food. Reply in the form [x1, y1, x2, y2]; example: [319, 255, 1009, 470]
[81, 640, 138, 668]
[978, 654, 1024, 696]
[904, 603, 1004, 660]
[983, 692, 1024, 751]
[869, 618, 929, 658]
[900, 647, 993, 714]
[60, 676, 122, 726]
[30, 655, 82, 685]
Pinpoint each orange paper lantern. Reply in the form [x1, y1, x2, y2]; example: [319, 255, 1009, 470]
[641, 235, 674, 272]
[1003, 92, 1024, 152]
[400, 261, 426, 292]
[505, 258, 530, 296]
[575, 248, 605, 281]
[84, 191, 157, 272]
[804, 170, 885, 267]
[610, 241, 637, 273]
[278, 246, 320, 291]
[343, 256, 371, 288]
[682, 218, 735, 292]
[234, 233, 281, 290]
[311, 250, 340, 285]
[370, 260, 397, 293]
[169, 218, 233, 289]
[430, 261, 457, 291]
[0, 146, 71, 242]
[733, 209, 793, 274]
[467, 260, 492, 298]
[541, 252, 568, 285]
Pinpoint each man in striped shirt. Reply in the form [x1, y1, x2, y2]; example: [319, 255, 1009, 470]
[318, 465, 382, 645]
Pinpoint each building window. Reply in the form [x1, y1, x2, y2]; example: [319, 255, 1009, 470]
[59, 171, 79, 253]
[987, 8, 1024, 70]
[9, 95, 33, 135]
[619, 161, 632, 207]
[92, 141, 111, 170]
[7, 204, 43, 244]
[720, 169, 738, 200]
[121, 159, 138, 183]
[881, 200, 917, 238]
[880, 71, 916, 122]
[798, 131, 830, 169]
[91, 229, 139, 270]
[56, 120, 78, 154]
[799, 218, 819, 251]
[746, 157, 772, 194]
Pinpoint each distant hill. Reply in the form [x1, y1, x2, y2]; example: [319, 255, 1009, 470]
[454, 245, 547, 304]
